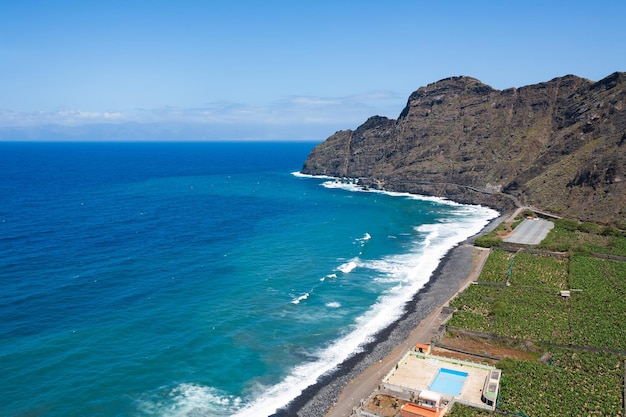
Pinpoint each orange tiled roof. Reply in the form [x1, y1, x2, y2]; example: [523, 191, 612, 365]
[399, 402, 442, 417]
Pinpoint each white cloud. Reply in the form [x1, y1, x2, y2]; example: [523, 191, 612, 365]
[0, 91, 406, 141]
[0, 109, 127, 127]
[289, 96, 340, 106]
[0, 90, 404, 128]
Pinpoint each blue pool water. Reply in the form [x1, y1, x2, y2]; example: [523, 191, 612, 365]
[429, 368, 468, 396]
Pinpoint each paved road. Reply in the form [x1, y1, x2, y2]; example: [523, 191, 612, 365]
[503, 218, 554, 245]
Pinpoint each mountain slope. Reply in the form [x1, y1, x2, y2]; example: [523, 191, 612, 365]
[302, 72, 626, 223]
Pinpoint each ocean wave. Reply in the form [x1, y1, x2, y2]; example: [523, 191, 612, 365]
[291, 292, 310, 304]
[313, 174, 503, 214]
[232, 214, 497, 416]
[320, 179, 361, 192]
[360, 257, 406, 277]
[355, 232, 371, 244]
[291, 172, 334, 179]
[320, 273, 337, 281]
[336, 259, 358, 274]
[229, 182, 499, 417]
[414, 223, 440, 248]
[136, 383, 241, 417]
[317, 177, 453, 205]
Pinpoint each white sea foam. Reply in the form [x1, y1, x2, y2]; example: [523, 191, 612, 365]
[230, 197, 498, 417]
[137, 383, 241, 417]
[291, 172, 334, 180]
[320, 179, 362, 192]
[337, 259, 358, 274]
[133, 178, 499, 417]
[355, 232, 371, 246]
[318, 177, 456, 206]
[416, 223, 440, 248]
[361, 257, 406, 278]
[321, 273, 337, 281]
[291, 292, 310, 304]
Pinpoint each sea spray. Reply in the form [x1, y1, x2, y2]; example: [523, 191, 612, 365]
[337, 259, 359, 274]
[0, 143, 498, 417]
[228, 175, 498, 416]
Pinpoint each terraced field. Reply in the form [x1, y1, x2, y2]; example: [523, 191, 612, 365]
[445, 219, 626, 417]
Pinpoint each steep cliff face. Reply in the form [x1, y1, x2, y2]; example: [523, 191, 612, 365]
[302, 72, 626, 223]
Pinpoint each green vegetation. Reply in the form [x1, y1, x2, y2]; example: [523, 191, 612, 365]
[448, 284, 571, 345]
[474, 236, 502, 248]
[613, 218, 626, 231]
[477, 249, 512, 283]
[448, 402, 496, 416]
[570, 256, 626, 351]
[509, 252, 569, 289]
[451, 349, 624, 417]
[475, 224, 506, 248]
[538, 218, 626, 257]
[491, 287, 570, 345]
[446, 217, 626, 417]
[496, 350, 624, 417]
[476, 214, 626, 255]
[537, 225, 576, 252]
[448, 284, 501, 332]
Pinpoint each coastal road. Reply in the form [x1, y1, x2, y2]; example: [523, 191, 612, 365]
[324, 246, 491, 417]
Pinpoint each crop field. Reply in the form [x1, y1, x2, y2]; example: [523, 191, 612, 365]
[570, 256, 626, 351]
[450, 250, 626, 348]
[450, 249, 572, 343]
[448, 402, 495, 416]
[494, 349, 625, 417]
[508, 252, 569, 289]
[447, 284, 500, 332]
[491, 287, 571, 344]
[446, 221, 626, 417]
[448, 284, 572, 345]
[449, 348, 625, 417]
[476, 249, 512, 283]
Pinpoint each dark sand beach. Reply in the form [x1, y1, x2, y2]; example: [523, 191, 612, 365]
[271, 214, 504, 417]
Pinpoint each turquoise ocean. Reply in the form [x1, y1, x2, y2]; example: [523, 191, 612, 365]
[0, 142, 497, 416]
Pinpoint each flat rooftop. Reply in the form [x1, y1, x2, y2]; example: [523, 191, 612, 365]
[383, 352, 497, 410]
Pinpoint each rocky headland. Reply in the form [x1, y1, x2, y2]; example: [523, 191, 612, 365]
[302, 72, 626, 223]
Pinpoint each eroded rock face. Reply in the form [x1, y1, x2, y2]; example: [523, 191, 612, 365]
[302, 73, 626, 223]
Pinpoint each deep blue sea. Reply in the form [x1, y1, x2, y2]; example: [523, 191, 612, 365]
[0, 142, 497, 417]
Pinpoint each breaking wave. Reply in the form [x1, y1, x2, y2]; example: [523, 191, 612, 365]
[291, 292, 310, 304]
[228, 178, 498, 416]
[337, 259, 358, 274]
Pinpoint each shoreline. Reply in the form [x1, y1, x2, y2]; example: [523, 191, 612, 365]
[271, 213, 505, 417]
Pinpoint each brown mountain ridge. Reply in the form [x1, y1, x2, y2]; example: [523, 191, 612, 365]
[302, 72, 626, 223]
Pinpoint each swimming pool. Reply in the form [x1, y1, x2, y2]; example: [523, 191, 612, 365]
[429, 368, 468, 396]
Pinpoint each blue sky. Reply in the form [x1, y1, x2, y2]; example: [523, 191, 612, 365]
[1, 0, 625, 140]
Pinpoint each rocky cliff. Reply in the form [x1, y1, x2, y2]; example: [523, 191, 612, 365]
[302, 72, 626, 223]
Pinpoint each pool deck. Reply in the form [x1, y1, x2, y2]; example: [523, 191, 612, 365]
[382, 352, 495, 409]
